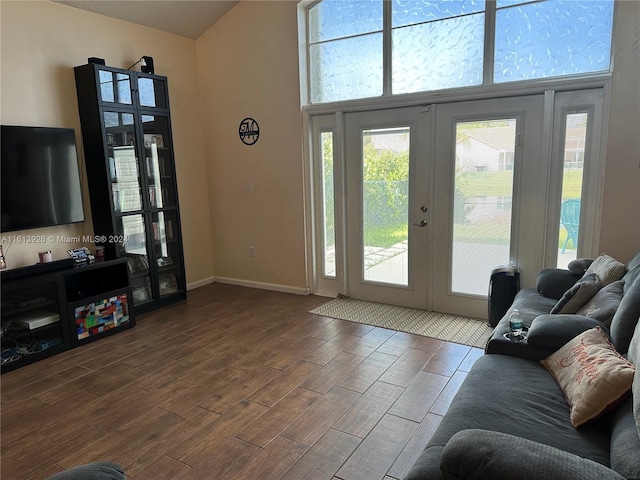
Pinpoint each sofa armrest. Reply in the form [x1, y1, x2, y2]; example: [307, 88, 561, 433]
[527, 314, 605, 352]
[45, 463, 125, 480]
[440, 429, 625, 480]
[536, 268, 582, 299]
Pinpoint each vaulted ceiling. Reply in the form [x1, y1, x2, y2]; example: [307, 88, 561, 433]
[53, 0, 239, 39]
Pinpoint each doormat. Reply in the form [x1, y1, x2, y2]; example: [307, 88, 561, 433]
[310, 296, 494, 349]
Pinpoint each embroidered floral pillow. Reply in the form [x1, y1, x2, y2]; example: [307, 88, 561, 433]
[541, 327, 636, 427]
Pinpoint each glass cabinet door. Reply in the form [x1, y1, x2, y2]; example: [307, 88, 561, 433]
[137, 77, 168, 108]
[114, 214, 152, 307]
[151, 210, 183, 298]
[141, 115, 176, 209]
[98, 69, 133, 105]
[104, 112, 143, 214]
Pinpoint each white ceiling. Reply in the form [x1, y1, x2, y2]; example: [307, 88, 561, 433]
[54, 0, 239, 39]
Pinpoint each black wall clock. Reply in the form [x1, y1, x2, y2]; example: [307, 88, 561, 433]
[239, 117, 260, 145]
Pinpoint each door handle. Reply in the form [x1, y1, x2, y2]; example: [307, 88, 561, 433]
[413, 219, 428, 227]
[420, 205, 428, 212]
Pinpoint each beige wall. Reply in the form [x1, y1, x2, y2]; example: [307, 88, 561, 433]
[196, 1, 308, 292]
[599, 0, 640, 264]
[0, 1, 214, 286]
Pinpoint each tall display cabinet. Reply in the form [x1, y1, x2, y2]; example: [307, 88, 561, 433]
[74, 63, 186, 314]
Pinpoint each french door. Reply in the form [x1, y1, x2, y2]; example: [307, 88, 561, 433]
[314, 91, 601, 319]
[345, 107, 431, 309]
[431, 96, 545, 318]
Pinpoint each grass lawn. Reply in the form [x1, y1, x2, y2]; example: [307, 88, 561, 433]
[364, 169, 583, 249]
[459, 169, 583, 198]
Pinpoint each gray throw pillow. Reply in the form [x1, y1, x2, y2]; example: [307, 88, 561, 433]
[551, 273, 602, 314]
[576, 280, 624, 325]
[568, 258, 593, 275]
[536, 268, 582, 299]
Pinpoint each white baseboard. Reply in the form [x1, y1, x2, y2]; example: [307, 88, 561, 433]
[214, 276, 310, 296]
[186, 276, 215, 291]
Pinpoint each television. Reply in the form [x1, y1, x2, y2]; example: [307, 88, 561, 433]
[1, 125, 85, 232]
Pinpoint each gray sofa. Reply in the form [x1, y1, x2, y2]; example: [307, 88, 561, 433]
[405, 252, 640, 480]
[45, 462, 124, 480]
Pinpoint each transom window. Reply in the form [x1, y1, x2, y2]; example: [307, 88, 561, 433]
[304, 0, 614, 104]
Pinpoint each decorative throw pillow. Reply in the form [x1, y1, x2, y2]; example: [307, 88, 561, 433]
[576, 280, 625, 325]
[550, 273, 602, 314]
[585, 254, 626, 286]
[541, 327, 636, 428]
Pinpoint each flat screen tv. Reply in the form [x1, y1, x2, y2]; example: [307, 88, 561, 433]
[1, 125, 85, 232]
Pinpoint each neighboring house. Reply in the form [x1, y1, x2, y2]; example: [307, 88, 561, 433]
[456, 125, 586, 172]
[456, 126, 516, 172]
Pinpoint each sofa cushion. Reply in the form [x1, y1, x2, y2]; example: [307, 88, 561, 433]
[576, 280, 625, 325]
[440, 430, 626, 480]
[541, 327, 636, 427]
[586, 254, 626, 286]
[609, 396, 640, 480]
[408, 354, 611, 480]
[610, 275, 640, 354]
[551, 273, 602, 314]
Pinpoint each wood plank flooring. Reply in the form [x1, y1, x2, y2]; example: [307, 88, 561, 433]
[1, 283, 484, 480]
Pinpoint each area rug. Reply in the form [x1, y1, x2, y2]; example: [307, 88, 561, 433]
[310, 296, 494, 349]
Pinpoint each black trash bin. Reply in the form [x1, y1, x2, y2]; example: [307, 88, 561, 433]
[488, 265, 520, 327]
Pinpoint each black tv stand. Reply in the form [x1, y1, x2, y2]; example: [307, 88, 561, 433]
[1, 259, 135, 373]
[2, 258, 75, 281]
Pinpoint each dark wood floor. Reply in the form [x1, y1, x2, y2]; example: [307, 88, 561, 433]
[1, 283, 483, 480]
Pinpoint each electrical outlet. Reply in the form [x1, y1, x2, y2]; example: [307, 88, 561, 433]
[247, 182, 253, 193]
[250, 247, 256, 257]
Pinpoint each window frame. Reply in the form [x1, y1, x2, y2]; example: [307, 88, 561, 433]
[299, 0, 617, 298]
[298, 0, 615, 110]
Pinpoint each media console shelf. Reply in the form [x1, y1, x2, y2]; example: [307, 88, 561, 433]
[1, 258, 135, 373]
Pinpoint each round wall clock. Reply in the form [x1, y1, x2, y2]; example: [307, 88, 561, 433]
[239, 117, 260, 145]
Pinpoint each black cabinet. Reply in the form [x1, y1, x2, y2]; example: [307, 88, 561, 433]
[74, 64, 186, 314]
[1, 259, 134, 373]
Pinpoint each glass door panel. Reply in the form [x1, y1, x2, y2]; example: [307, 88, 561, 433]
[115, 214, 152, 307]
[452, 119, 516, 296]
[141, 115, 176, 209]
[151, 211, 183, 298]
[321, 131, 336, 278]
[104, 112, 142, 213]
[362, 127, 410, 285]
[98, 69, 133, 105]
[138, 77, 168, 108]
[557, 112, 587, 267]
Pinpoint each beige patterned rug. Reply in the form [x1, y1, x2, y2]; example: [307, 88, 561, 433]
[310, 296, 494, 349]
